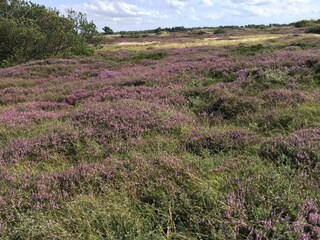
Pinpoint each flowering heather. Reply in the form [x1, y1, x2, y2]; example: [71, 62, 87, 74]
[0, 127, 79, 164]
[260, 128, 320, 173]
[0, 109, 57, 128]
[64, 90, 94, 105]
[71, 100, 190, 142]
[1, 29, 320, 239]
[263, 89, 311, 106]
[0, 87, 32, 105]
[87, 69, 119, 82]
[292, 201, 320, 240]
[0, 102, 69, 128]
[0, 159, 119, 212]
[188, 83, 262, 119]
[68, 86, 185, 106]
[186, 128, 257, 154]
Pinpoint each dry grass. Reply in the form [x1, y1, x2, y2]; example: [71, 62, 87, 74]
[100, 34, 287, 52]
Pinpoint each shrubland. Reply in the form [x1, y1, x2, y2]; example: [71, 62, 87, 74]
[0, 8, 320, 239]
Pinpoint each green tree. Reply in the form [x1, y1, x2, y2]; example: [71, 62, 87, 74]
[0, 0, 97, 65]
[102, 26, 114, 35]
[66, 9, 103, 45]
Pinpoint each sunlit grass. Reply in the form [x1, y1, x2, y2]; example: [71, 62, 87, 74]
[100, 34, 286, 52]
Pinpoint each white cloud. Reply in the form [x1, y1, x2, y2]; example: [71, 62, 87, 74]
[82, 0, 159, 17]
[55, 0, 320, 31]
[166, 0, 187, 9]
[200, 0, 214, 6]
[226, 0, 315, 17]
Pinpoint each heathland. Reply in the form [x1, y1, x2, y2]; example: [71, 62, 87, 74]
[0, 23, 320, 239]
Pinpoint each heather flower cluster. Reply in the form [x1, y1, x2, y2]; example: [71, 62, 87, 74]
[292, 201, 320, 240]
[64, 85, 185, 106]
[260, 128, 320, 173]
[71, 100, 191, 142]
[0, 102, 68, 128]
[0, 127, 79, 164]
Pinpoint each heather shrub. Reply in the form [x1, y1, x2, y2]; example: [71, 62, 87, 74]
[0, 126, 80, 164]
[71, 100, 190, 142]
[186, 84, 261, 120]
[260, 128, 320, 173]
[292, 201, 320, 239]
[65, 86, 185, 106]
[235, 44, 264, 55]
[252, 68, 291, 89]
[0, 87, 31, 105]
[2, 154, 222, 239]
[112, 154, 222, 237]
[0, 109, 58, 128]
[212, 155, 320, 240]
[0, 158, 120, 214]
[71, 101, 161, 142]
[0, 102, 69, 128]
[200, 94, 260, 120]
[186, 129, 257, 155]
[262, 89, 310, 107]
[255, 109, 296, 133]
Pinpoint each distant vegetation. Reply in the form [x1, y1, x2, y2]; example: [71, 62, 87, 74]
[213, 28, 226, 34]
[115, 20, 320, 37]
[0, 0, 103, 67]
[102, 26, 114, 35]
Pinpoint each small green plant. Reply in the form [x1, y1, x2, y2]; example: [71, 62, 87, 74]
[236, 44, 264, 55]
[0, 59, 10, 68]
[214, 28, 226, 34]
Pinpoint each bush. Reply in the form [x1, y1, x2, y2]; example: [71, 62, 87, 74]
[306, 26, 320, 34]
[70, 43, 94, 56]
[236, 44, 264, 55]
[214, 28, 226, 34]
[294, 20, 313, 28]
[0, 60, 10, 68]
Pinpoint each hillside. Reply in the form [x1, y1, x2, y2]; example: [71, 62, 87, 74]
[0, 27, 320, 239]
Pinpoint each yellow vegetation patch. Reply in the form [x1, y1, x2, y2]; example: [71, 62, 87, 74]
[100, 34, 287, 52]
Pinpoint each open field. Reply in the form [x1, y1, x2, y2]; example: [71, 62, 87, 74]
[100, 34, 285, 51]
[0, 28, 320, 239]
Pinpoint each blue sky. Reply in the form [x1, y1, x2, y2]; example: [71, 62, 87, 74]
[32, 0, 320, 31]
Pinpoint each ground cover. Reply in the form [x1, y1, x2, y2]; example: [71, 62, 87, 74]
[0, 28, 320, 239]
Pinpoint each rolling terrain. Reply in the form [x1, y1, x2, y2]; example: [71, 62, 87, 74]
[0, 27, 320, 239]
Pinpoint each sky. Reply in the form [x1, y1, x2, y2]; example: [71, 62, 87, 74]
[31, 0, 320, 31]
